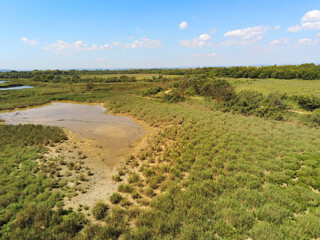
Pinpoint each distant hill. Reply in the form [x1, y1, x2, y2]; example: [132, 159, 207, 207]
[0, 69, 13, 72]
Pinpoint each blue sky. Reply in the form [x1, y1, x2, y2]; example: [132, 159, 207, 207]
[1, 0, 320, 69]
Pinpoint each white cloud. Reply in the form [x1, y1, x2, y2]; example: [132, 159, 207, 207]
[21, 37, 39, 46]
[301, 10, 320, 30]
[287, 25, 303, 32]
[179, 21, 188, 30]
[269, 38, 290, 45]
[288, 10, 320, 33]
[274, 25, 281, 30]
[317, 32, 320, 37]
[192, 53, 217, 57]
[43, 40, 112, 54]
[298, 38, 318, 46]
[224, 26, 269, 40]
[219, 26, 269, 46]
[124, 38, 163, 49]
[180, 34, 212, 48]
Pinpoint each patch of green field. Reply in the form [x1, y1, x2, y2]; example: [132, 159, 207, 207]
[224, 77, 320, 96]
[81, 73, 182, 80]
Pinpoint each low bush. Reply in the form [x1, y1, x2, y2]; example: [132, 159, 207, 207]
[142, 87, 163, 97]
[91, 201, 109, 220]
[110, 193, 123, 204]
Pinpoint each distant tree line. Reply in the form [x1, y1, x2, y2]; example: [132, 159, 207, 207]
[1, 63, 320, 80]
[31, 74, 138, 83]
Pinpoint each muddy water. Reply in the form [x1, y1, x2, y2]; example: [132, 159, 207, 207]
[0, 102, 145, 148]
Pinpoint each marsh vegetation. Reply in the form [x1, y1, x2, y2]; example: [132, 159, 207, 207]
[1, 65, 320, 239]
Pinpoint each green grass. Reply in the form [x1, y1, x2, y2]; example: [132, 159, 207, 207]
[102, 92, 320, 239]
[224, 77, 320, 96]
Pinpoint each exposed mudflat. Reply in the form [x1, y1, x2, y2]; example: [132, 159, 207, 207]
[44, 128, 152, 209]
[0, 102, 145, 148]
[0, 102, 152, 209]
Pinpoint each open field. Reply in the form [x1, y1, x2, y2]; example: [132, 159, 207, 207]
[0, 73, 320, 239]
[80, 74, 182, 80]
[224, 77, 320, 96]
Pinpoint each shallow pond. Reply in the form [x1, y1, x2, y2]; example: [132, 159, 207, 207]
[0, 85, 34, 90]
[0, 81, 6, 84]
[0, 102, 146, 148]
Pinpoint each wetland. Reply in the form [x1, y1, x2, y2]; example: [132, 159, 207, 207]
[1, 67, 320, 239]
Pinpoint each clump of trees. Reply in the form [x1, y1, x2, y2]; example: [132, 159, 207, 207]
[222, 91, 287, 120]
[175, 76, 287, 120]
[292, 95, 320, 111]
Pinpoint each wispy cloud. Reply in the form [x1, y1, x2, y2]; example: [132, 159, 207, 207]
[269, 38, 290, 45]
[42, 37, 162, 54]
[179, 21, 188, 30]
[21, 37, 39, 46]
[42, 40, 112, 54]
[124, 38, 163, 49]
[287, 25, 303, 32]
[180, 34, 212, 48]
[297, 38, 318, 46]
[112, 41, 122, 47]
[219, 26, 269, 46]
[192, 53, 216, 57]
[223, 26, 269, 39]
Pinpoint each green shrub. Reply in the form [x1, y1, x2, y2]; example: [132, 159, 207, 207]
[118, 184, 134, 193]
[142, 86, 163, 96]
[91, 201, 109, 220]
[110, 193, 123, 204]
[294, 95, 320, 111]
[128, 173, 140, 183]
[162, 90, 185, 103]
